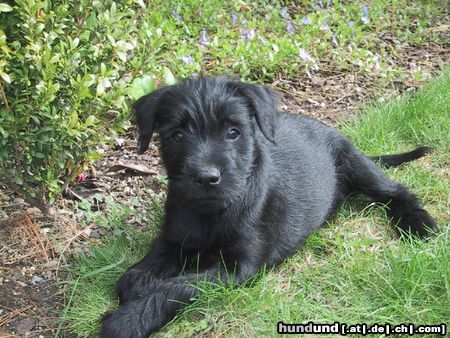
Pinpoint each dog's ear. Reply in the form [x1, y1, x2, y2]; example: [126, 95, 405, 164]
[234, 82, 279, 142]
[133, 89, 166, 154]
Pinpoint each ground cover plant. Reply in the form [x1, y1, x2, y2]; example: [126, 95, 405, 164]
[62, 69, 449, 337]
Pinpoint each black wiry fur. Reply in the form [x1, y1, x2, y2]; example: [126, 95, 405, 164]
[100, 77, 437, 337]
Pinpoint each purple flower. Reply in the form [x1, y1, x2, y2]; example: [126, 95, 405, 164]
[241, 19, 247, 26]
[172, 10, 182, 21]
[281, 7, 288, 19]
[318, 0, 324, 8]
[322, 21, 330, 30]
[361, 4, 370, 23]
[231, 11, 238, 24]
[312, 4, 319, 10]
[198, 28, 209, 45]
[301, 16, 312, 25]
[348, 21, 355, 28]
[242, 28, 255, 39]
[286, 21, 294, 34]
[180, 55, 194, 64]
[362, 4, 369, 16]
[299, 48, 314, 63]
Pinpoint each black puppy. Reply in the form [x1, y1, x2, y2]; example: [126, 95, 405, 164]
[100, 77, 436, 337]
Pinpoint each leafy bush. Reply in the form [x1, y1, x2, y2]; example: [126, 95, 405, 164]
[0, 0, 443, 212]
[0, 0, 151, 211]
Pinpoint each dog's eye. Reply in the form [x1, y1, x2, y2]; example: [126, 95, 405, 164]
[226, 128, 240, 140]
[172, 130, 183, 142]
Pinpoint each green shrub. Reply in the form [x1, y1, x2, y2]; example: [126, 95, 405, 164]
[0, 0, 151, 211]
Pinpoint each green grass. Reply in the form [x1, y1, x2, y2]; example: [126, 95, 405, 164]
[61, 69, 450, 336]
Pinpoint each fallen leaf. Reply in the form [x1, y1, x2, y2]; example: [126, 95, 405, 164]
[108, 161, 157, 175]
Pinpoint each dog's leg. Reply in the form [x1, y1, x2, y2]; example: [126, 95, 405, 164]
[341, 145, 437, 238]
[100, 244, 261, 338]
[115, 236, 185, 304]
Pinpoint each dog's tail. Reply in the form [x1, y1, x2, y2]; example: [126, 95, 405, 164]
[370, 146, 433, 167]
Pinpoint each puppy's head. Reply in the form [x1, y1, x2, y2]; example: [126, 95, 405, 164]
[134, 77, 278, 211]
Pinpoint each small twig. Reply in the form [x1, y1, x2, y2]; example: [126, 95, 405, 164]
[0, 81, 10, 110]
[66, 187, 83, 201]
[60, 169, 73, 194]
[0, 202, 27, 208]
[0, 306, 31, 327]
[3, 252, 36, 265]
[331, 93, 354, 105]
[22, 213, 51, 262]
[55, 223, 94, 278]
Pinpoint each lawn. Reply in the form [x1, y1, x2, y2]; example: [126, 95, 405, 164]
[61, 68, 449, 337]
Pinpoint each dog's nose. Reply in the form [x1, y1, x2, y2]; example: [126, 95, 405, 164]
[191, 167, 221, 186]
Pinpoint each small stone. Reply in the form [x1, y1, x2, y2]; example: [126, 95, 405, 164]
[83, 228, 92, 237]
[13, 197, 25, 204]
[31, 275, 45, 284]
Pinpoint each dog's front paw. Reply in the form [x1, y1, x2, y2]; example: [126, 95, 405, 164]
[100, 307, 143, 338]
[100, 294, 168, 338]
[116, 269, 144, 304]
[116, 270, 165, 304]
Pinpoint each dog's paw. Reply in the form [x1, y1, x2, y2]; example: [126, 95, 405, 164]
[100, 293, 169, 338]
[100, 307, 143, 338]
[116, 269, 144, 304]
[116, 269, 165, 304]
[396, 208, 438, 239]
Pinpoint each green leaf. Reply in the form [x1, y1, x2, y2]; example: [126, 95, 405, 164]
[96, 78, 111, 95]
[69, 111, 79, 126]
[85, 115, 96, 126]
[0, 3, 13, 12]
[127, 75, 155, 100]
[0, 72, 11, 83]
[163, 67, 177, 85]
